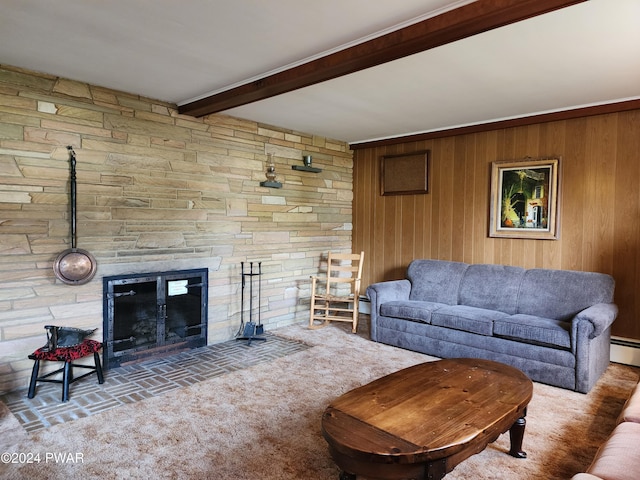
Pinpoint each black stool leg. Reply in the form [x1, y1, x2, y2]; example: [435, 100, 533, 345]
[27, 359, 40, 399]
[94, 352, 104, 384]
[62, 361, 72, 402]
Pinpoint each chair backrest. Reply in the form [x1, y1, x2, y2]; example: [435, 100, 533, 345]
[325, 251, 364, 296]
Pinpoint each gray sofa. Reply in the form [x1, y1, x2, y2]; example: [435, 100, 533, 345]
[366, 259, 617, 393]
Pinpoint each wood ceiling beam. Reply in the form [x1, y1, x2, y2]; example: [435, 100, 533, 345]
[178, 0, 587, 118]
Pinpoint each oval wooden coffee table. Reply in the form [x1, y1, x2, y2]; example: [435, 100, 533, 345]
[321, 358, 533, 480]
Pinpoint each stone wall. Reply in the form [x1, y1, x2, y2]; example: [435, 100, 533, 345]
[0, 65, 353, 394]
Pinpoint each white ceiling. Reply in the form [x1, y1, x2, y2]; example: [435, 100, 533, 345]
[1, 0, 639, 145]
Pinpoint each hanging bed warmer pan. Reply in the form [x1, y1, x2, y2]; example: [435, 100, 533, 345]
[53, 146, 97, 285]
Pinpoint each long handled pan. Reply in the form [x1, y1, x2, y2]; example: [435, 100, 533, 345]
[53, 146, 97, 285]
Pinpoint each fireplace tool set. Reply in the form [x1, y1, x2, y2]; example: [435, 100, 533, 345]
[236, 261, 266, 346]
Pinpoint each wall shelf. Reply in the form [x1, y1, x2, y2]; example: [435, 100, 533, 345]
[292, 165, 322, 173]
[260, 180, 282, 188]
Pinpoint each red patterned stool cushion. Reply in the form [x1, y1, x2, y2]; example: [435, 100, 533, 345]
[29, 339, 102, 362]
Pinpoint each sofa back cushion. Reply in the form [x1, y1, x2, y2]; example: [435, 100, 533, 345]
[517, 269, 615, 320]
[407, 259, 468, 304]
[458, 264, 525, 314]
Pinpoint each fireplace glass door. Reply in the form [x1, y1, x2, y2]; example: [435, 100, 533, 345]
[103, 268, 208, 369]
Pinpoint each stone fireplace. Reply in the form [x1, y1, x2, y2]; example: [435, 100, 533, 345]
[102, 268, 208, 369]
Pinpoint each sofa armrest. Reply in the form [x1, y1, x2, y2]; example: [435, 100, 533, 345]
[573, 303, 618, 393]
[366, 280, 411, 311]
[618, 381, 640, 424]
[579, 422, 640, 480]
[365, 280, 411, 342]
[574, 303, 618, 339]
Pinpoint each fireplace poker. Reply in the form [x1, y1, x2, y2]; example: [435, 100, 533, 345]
[255, 262, 264, 335]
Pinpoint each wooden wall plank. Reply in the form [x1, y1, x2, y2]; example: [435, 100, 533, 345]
[561, 118, 587, 271]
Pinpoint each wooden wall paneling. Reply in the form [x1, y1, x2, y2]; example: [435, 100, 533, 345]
[373, 147, 385, 284]
[509, 127, 531, 268]
[448, 136, 461, 260]
[393, 145, 408, 274]
[612, 111, 640, 338]
[584, 114, 616, 274]
[451, 136, 467, 262]
[352, 145, 368, 274]
[400, 195, 414, 269]
[429, 140, 440, 259]
[367, 147, 382, 286]
[523, 124, 543, 269]
[420, 141, 434, 259]
[394, 142, 411, 270]
[362, 147, 371, 284]
[462, 134, 477, 264]
[560, 118, 587, 271]
[392, 196, 403, 273]
[376, 147, 387, 284]
[353, 150, 362, 271]
[493, 129, 512, 266]
[410, 141, 427, 266]
[478, 131, 498, 265]
[372, 147, 385, 284]
[599, 115, 618, 275]
[434, 137, 451, 260]
[537, 121, 565, 269]
[417, 186, 430, 260]
[581, 117, 600, 272]
[382, 172, 398, 279]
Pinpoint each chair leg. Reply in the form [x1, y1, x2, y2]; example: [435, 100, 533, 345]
[352, 297, 359, 333]
[27, 359, 40, 399]
[94, 352, 104, 384]
[62, 361, 72, 402]
[309, 277, 317, 328]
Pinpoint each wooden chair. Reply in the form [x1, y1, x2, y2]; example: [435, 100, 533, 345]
[309, 251, 364, 333]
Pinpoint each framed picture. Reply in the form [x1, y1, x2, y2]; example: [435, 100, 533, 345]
[381, 150, 430, 195]
[489, 157, 560, 240]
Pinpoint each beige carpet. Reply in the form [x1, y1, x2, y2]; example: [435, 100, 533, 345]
[1, 322, 638, 480]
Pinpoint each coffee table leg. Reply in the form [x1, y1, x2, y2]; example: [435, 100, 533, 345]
[339, 471, 356, 480]
[508, 408, 527, 459]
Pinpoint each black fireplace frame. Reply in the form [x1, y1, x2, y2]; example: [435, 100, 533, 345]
[102, 268, 208, 369]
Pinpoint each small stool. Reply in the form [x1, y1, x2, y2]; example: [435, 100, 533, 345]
[28, 339, 104, 402]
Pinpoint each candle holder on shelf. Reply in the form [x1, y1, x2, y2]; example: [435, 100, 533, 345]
[260, 153, 282, 188]
[292, 153, 322, 173]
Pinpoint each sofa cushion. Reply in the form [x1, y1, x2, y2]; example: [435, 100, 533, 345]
[380, 301, 445, 324]
[458, 264, 525, 314]
[493, 314, 571, 350]
[585, 421, 640, 480]
[617, 381, 640, 424]
[517, 269, 615, 320]
[431, 305, 506, 336]
[407, 259, 468, 304]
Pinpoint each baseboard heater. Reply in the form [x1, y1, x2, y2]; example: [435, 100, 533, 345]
[611, 337, 640, 368]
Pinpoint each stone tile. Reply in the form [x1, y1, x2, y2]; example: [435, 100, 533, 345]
[1, 333, 309, 433]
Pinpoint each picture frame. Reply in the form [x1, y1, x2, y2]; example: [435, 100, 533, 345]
[381, 150, 430, 195]
[489, 157, 560, 240]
